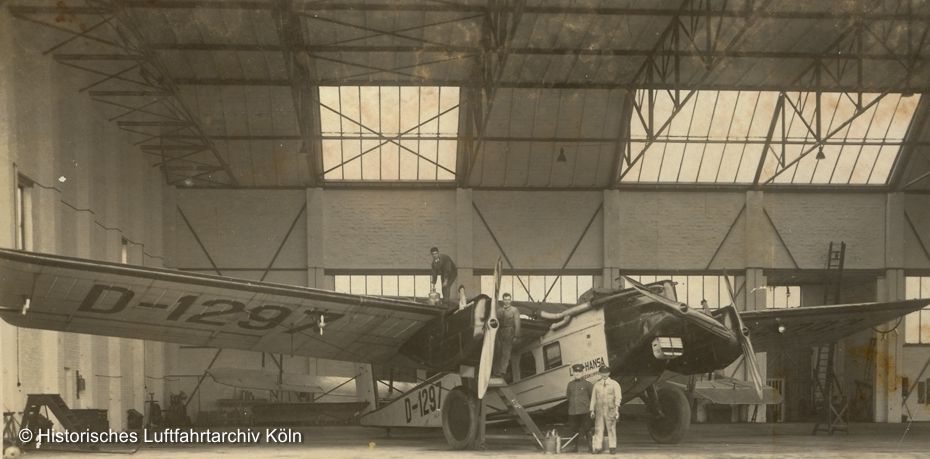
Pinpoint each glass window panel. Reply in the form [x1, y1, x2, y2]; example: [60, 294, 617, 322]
[698, 143, 725, 182]
[563, 276, 578, 303]
[658, 143, 685, 182]
[501, 275, 515, 300]
[398, 276, 415, 297]
[717, 143, 743, 182]
[415, 275, 431, 297]
[514, 277, 531, 301]
[381, 143, 400, 180]
[366, 276, 382, 296]
[382, 276, 399, 296]
[361, 139, 381, 180]
[624, 90, 919, 185]
[350, 275, 366, 294]
[319, 86, 458, 182]
[905, 276, 930, 343]
[481, 275, 595, 303]
[638, 143, 663, 182]
[334, 275, 351, 293]
[704, 277, 720, 308]
[919, 308, 930, 344]
[869, 146, 898, 184]
[847, 145, 879, 184]
[831, 147, 857, 184]
[380, 87, 400, 134]
[906, 311, 921, 344]
[577, 276, 593, 297]
[677, 143, 703, 182]
[811, 145, 841, 183]
[888, 95, 919, 139]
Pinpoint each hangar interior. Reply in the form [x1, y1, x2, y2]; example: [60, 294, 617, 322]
[2, 0, 930, 451]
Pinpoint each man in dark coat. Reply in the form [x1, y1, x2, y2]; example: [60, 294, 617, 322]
[565, 363, 593, 452]
[430, 247, 457, 301]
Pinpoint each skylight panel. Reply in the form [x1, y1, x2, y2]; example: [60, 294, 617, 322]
[319, 86, 459, 182]
[620, 89, 920, 186]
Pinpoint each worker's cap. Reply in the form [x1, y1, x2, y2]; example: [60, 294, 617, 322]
[598, 366, 610, 374]
[430, 247, 439, 253]
[571, 363, 585, 372]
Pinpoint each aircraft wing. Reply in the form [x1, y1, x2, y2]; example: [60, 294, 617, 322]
[206, 368, 323, 393]
[0, 249, 443, 364]
[741, 299, 930, 352]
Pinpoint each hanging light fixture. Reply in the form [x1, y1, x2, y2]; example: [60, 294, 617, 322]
[557, 147, 567, 163]
[815, 144, 826, 160]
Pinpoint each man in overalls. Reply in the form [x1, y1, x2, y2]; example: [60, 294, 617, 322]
[492, 293, 521, 378]
[589, 366, 622, 454]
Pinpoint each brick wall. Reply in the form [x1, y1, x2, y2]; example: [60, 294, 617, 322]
[323, 189, 457, 269]
[473, 191, 603, 270]
[904, 195, 930, 269]
[614, 191, 746, 270]
[765, 193, 886, 269]
[0, 17, 166, 429]
[174, 189, 308, 276]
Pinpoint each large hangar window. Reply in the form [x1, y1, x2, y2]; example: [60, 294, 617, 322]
[905, 276, 930, 344]
[766, 286, 801, 309]
[14, 175, 33, 251]
[479, 274, 598, 304]
[318, 86, 459, 182]
[624, 275, 737, 309]
[620, 90, 919, 185]
[333, 274, 434, 298]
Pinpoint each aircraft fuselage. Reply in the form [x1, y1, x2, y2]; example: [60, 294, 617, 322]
[397, 281, 744, 408]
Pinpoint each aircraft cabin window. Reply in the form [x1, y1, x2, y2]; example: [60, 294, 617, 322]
[905, 276, 930, 344]
[543, 342, 562, 370]
[519, 352, 536, 379]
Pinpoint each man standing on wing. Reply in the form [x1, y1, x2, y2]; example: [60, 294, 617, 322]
[589, 366, 622, 454]
[429, 246, 457, 302]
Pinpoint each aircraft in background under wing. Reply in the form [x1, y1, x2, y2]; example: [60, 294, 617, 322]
[0, 248, 927, 448]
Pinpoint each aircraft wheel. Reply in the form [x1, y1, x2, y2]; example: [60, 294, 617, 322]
[3, 446, 23, 459]
[647, 385, 691, 444]
[441, 386, 479, 450]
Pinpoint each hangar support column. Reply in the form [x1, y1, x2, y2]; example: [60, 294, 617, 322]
[742, 190, 768, 422]
[307, 188, 328, 289]
[456, 188, 476, 296]
[603, 190, 622, 289]
[875, 270, 905, 423]
[0, 10, 13, 452]
[874, 192, 906, 423]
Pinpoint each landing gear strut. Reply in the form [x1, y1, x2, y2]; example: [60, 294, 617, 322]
[642, 384, 691, 444]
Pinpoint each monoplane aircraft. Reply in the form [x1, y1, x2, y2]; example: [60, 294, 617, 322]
[0, 249, 925, 448]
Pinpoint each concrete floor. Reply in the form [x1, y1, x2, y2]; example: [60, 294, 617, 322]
[17, 422, 930, 458]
